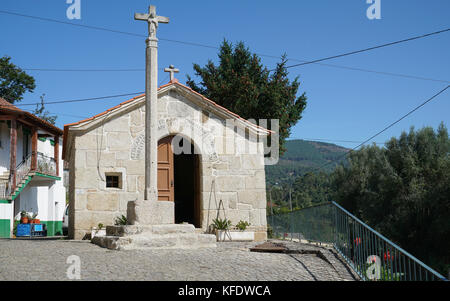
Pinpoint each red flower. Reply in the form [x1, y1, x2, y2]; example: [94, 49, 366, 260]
[383, 251, 393, 261]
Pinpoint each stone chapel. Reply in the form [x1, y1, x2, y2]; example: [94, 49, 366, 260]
[63, 78, 271, 241]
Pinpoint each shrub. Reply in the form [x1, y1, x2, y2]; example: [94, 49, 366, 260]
[235, 220, 250, 231]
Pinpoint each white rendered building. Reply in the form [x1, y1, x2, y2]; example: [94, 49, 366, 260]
[0, 98, 65, 237]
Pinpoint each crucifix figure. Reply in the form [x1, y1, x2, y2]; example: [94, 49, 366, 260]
[135, 5, 169, 39]
[134, 5, 169, 201]
[164, 65, 180, 82]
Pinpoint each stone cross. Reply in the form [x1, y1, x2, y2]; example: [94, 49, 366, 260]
[164, 65, 180, 81]
[134, 5, 169, 201]
[134, 5, 169, 39]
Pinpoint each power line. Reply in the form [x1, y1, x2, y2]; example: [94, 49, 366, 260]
[21, 108, 89, 119]
[273, 28, 450, 71]
[312, 85, 450, 172]
[290, 138, 386, 145]
[21, 64, 450, 84]
[158, 74, 170, 87]
[23, 68, 144, 72]
[294, 63, 450, 84]
[0, 10, 217, 49]
[13, 92, 144, 107]
[2, 9, 449, 84]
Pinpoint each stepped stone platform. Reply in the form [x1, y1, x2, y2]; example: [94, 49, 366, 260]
[91, 224, 217, 251]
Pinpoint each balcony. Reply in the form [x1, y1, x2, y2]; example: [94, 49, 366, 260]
[35, 152, 57, 177]
[0, 178, 9, 200]
[1, 152, 58, 201]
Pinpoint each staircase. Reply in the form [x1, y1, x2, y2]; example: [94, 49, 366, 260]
[7, 173, 34, 201]
[1, 153, 58, 201]
[92, 224, 217, 250]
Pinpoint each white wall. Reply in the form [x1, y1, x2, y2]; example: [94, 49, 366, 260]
[0, 122, 10, 175]
[37, 136, 54, 158]
[0, 202, 13, 237]
[12, 136, 65, 223]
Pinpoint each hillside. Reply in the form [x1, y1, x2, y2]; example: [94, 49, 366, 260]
[265, 139, 349, 186]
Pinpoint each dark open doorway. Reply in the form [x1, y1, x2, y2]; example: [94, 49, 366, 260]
[173, 138, 200, 227]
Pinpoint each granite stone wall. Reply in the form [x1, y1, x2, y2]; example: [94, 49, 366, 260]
[69, 89, 267, 241]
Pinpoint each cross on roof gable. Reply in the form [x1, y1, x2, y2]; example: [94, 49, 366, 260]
[64, 81, 270, 132]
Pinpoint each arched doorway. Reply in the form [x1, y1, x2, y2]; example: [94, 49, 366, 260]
[157, 136, 201, 227]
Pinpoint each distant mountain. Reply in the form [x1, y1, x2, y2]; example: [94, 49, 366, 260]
[265, 139, 350, 185]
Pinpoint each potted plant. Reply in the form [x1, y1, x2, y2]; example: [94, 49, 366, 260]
[29, 213, 39, 224]
[114, 215, 127, 226]
[211, 217, 232, 242]
[20, 211, 29, 224]
[230, 220, 255, 241]
[91, 223, 106, 238]
[236, 220, 250, 231]
[211, 218, 256, 241]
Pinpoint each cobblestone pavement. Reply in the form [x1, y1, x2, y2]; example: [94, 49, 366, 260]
[0, 238, 357, 281]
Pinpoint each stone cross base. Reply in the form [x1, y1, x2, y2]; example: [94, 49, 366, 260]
[127, 199, 174, 225]
[91, 223, 217, 250]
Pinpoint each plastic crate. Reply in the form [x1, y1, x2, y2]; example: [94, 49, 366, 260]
[31, 224, 47, 237]
[16, 224, 32, 237]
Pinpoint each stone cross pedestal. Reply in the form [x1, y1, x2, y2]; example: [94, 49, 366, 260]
[127, 5, 174, 225]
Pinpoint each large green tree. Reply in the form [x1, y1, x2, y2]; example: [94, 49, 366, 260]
[0, 56, 35, 103]
[332, 123, 450, 275]
[186, 41, 307, 154]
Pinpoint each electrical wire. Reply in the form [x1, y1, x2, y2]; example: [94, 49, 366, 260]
[13, 92, 145, 107]
[311, 85, 450, 171]
[2, 9, 448, 83]
[273, 29, 450, 71]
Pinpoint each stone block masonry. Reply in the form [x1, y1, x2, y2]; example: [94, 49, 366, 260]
[67, 85, 268, 241]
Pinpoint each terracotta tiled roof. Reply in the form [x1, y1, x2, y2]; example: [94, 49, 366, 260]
[62, 79, 273, 159]
[64, 80, 272, 132]
[0, 97, 20, 111]
[0, 97, 63, 135]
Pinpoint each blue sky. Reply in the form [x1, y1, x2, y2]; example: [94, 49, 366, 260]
[1, 0, 449, 149]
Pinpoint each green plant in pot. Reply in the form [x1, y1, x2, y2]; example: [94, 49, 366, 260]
[211, 217, 232, 231]
[20, 211, 28, 224]
[114, 215, 127, 226]
[28, 212, 39, 224]
[236, 220, 250, 231]
[93, 223, 105, 237]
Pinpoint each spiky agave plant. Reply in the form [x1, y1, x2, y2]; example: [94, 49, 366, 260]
[211, 218, 232, 231]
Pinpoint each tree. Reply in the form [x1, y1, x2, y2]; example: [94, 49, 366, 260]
[332, 123, 450, 275]
[32, 94, 57, 125]
[186, 41, 307, 154]
[0, 56, 35, 103]
[292, 172, 333, 209]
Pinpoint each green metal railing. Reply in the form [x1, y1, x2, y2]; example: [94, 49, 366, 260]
[269, 201, 448, 281]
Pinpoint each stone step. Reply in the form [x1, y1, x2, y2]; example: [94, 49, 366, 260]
[195, 228, 206, 234]
[92, 232, 216, 251]
[106, 224, 196, 236]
